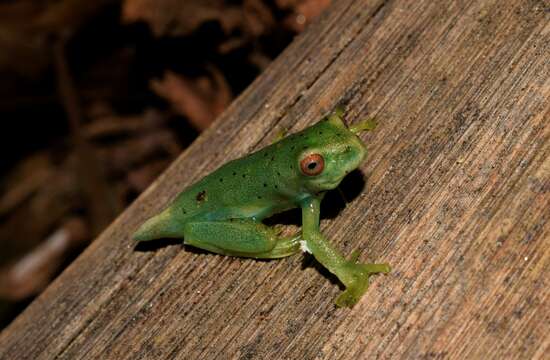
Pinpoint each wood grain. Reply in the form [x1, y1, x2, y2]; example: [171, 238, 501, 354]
[1, 0, 549, 359]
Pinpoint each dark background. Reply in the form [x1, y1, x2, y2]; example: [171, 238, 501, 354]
[0, 0, 330, 329]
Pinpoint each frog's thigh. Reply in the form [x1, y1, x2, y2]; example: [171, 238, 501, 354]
[183, 220, 299, 258]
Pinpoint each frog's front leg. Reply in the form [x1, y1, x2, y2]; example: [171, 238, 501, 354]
[300, 197, 390, 307]
[183, 219, 301, 259]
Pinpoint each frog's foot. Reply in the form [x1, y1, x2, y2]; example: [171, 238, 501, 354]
[349, 117, 377, 135]
[335, 262, 391, 308]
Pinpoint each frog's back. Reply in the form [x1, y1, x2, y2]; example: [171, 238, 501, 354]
[171, 146, 298, 221]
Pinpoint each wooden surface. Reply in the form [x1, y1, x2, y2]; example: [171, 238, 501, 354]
[1, 0, 549, 358]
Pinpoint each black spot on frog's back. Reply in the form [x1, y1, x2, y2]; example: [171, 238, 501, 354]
[196, 190, 207, 203]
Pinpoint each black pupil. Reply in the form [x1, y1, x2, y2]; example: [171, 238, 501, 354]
[307, 161, 317, 170]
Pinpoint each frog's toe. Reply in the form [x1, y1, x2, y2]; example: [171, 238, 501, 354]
[348, 250, 360, 263]
[335, 280, 369, 308]
[334, 262, 391, 308]
[362, 263, 391, 274]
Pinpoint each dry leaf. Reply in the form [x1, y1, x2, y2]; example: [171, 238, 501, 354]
[150, 69, 232, 130]
[122, 0, 243, 37]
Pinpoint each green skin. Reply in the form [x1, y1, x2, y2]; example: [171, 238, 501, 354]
[133, 109, 390, 307]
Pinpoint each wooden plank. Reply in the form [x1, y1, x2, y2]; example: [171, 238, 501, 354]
[1, 0, 549, 358]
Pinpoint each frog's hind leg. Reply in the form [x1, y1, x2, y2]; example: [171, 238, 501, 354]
[183, 219, 301, 259]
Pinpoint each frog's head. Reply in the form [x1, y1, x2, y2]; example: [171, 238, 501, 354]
[293, 108, 375, 193]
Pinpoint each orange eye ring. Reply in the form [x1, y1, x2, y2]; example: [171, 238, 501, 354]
[300, 153, 325, 176]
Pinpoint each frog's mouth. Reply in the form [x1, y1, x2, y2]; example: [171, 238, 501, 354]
[318, 178, 342, 190]
[306, 173, 345, 192]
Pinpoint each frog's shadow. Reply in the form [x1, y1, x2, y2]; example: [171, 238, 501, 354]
[134, 237, 182, 252]
[135, 238, 214, 255]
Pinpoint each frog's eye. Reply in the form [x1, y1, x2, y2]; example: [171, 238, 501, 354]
[300, 153, 325, 176]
